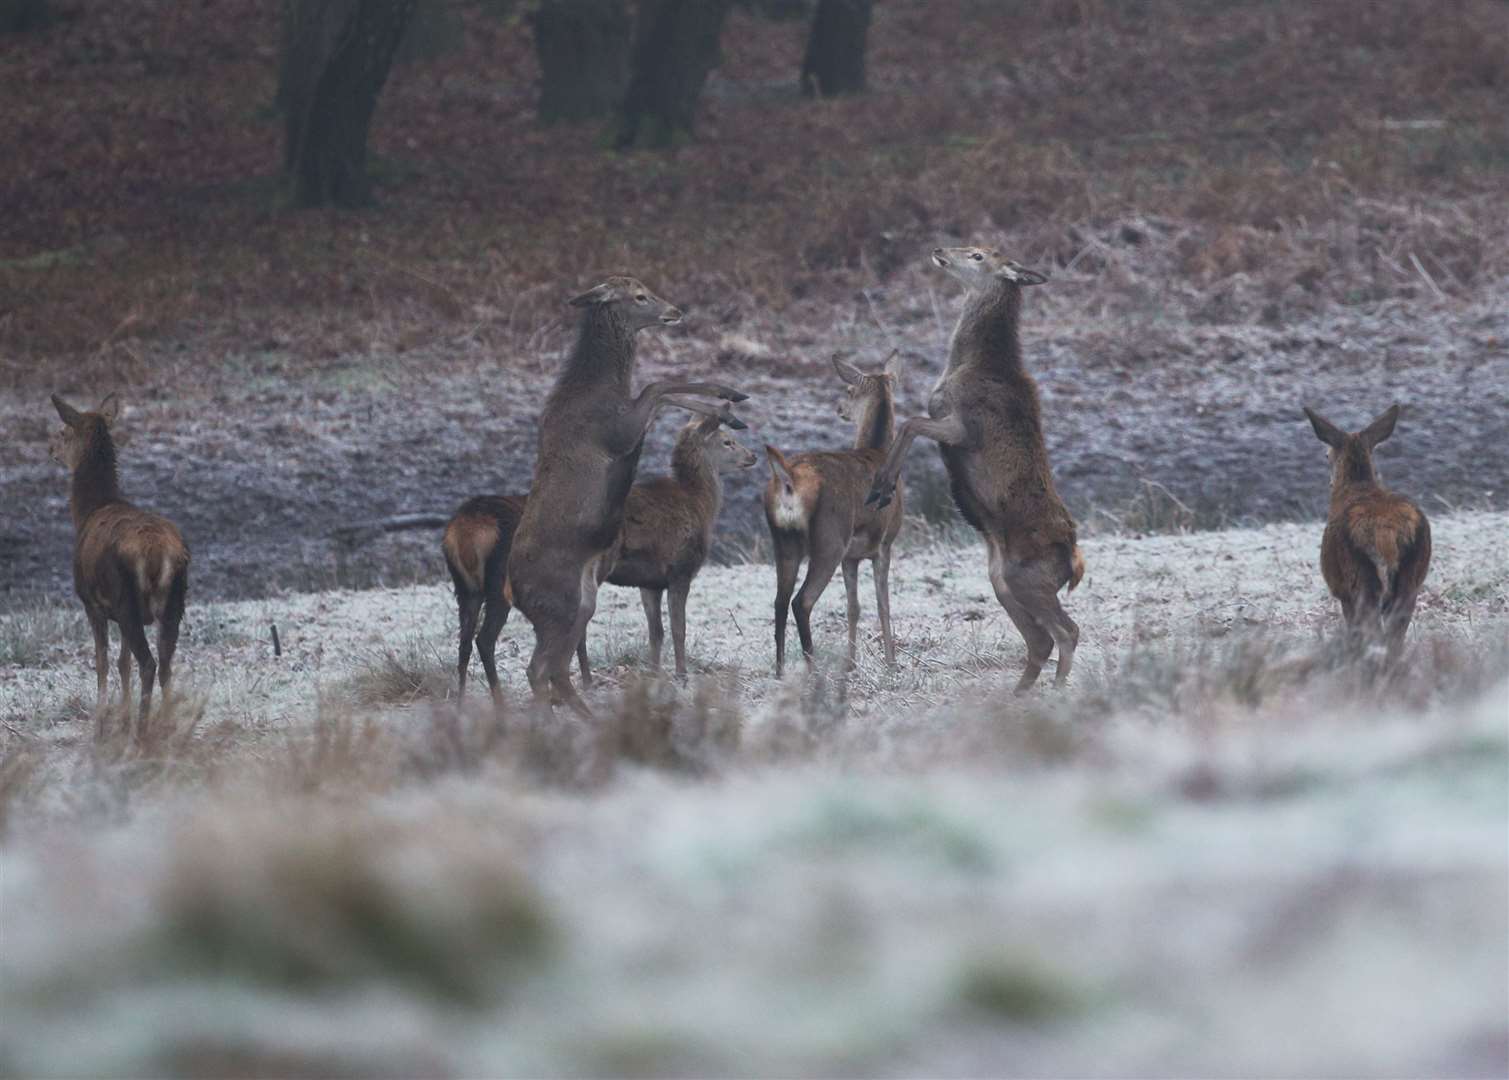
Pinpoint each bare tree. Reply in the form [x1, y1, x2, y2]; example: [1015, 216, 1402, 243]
[534, 0, 632, 125]
[616, 0, 731, 149]
[801, 0, 872, 97]
[0, 0, 48, 33]
[281, 0, 418, 207]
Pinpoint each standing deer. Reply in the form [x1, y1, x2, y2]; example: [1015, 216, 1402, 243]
[441, 414, 749, 699]
[506, 276, 748, 716]
[442, 494, 587, 705]
[49, 394, 189, 733]
[764, 351, 905, 675]
[1303, 404, 1431, 663]
[588, 411, 757, 676]
[866, 247, 1084, 692]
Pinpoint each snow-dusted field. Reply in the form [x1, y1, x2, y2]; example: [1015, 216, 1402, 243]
[2, 514, 1507, 1077]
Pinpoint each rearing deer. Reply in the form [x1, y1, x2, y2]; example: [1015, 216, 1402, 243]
[866, 247, 1084, 692]
[506, 276, 747, 716]
[1303, 403, 1431, 663]
[49, 394, 189, 733]
[764, 351, 905, 675]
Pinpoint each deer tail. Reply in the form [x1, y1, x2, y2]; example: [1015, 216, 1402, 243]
[1067, 543, 1086, 592]
[765, 445, 796, 487]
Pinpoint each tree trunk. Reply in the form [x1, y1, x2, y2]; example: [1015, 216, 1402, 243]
[278, 0, 354, 164]
[534, 0, 632, 125]
[800, 0, 872, 98]
[615, 0, 731, 149]
[0, 0, 49, 33]
[284, 0, 418, 208]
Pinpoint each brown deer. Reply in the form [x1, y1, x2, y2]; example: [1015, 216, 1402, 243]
[49, 394, 189, 732]
[1303, 404, 1431, 663]
[442, 494, 590, 705]
[588, 411, 757, 677]
[764, 351, 905, 675]
[506, 276, 748, 716]
[866, 247, 1084, 692]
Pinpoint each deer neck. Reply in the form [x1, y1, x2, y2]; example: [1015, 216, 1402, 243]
[852, 389, 895, 451]
[1330, 448, 1379, 505]
[672, 439, 722, 514]
[558, 306, 639, 393]
[70, 427, 121, 530]
[949, 281, 1024, 374]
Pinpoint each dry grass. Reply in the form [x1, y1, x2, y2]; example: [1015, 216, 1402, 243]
[0, 604, 82, 668]
[344, 634, 453, 708]
[3, 0, 1506, 388]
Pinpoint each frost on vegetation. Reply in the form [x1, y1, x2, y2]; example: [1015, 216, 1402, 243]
[1, 516, 1507, 1075]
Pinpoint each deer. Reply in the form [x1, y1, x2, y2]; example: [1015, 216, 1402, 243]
[442, 494, 585, 706]
[1303, 404, 1431, 664]
[586, 410, 758, 677]
[865, 247, 1084, 693]
[48, 394, 190, 734]
[763, 350, 905, 676]
[442, 415, 749, 699]
[506, 276, 748, 716]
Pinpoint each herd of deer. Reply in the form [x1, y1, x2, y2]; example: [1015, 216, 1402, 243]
[47, 246, 1433, 730]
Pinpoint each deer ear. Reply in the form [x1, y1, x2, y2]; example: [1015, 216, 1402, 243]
[1001, 262, 1049, 286]
[97, 393, 120, 426]
[1303, 406, 1346, 449]
[569, 283, 615, 307]
[51, 394, 83, 428]
[831, 355, 863, 385]
[883, 348, 903, 381]
[1361, 404, 1400, 449]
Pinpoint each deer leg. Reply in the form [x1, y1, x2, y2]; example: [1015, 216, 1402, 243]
[865, 413, 969, 509]
[640, 587, 665, 671]
[873, 544, 896, 668]
[156, 575, 186, 713]
[773, 543, 802, 677]
[576, 634, 593, 688]
[657, 396, 749, 429]
[841, 558, 861, 670]
[476, 598, 508, 709]
[548, 563, 601, 718]
[116, 632, 134, 728]
[987, 539, 1053, 693]
[794, 547, 844, 669]
[87, 610, 109, 737]
[1383, 593, 1416, 668]
[119, 610, 157, 730]
[617, 382, 748, 448]
[668, 580, 690, 678]
[455, 590, 482, 699]
[1022, 587, 1079, 688]
[520, 570, 574, 706]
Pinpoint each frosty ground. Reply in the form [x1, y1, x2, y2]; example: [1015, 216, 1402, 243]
[2, 511, 1506, 1077]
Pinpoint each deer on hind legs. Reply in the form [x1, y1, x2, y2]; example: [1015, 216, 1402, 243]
[506, 277, 748, 717]
[866, 248, 1084, 692]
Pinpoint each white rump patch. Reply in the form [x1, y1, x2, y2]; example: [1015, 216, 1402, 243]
[771, 487, 808, 531]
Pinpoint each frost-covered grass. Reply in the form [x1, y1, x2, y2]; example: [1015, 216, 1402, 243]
[1, 514, 1507, 1077]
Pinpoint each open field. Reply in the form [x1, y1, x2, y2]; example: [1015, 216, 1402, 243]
[3, 513, 1507, 1076]
[4, 1, 1508, 1074]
